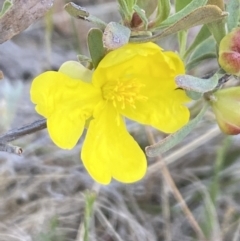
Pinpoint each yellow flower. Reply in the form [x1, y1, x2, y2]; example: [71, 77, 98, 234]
[30, 42, 190, 184]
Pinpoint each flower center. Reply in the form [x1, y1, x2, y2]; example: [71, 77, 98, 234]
[102, 79, 147, 109]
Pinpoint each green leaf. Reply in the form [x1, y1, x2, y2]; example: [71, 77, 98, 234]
[126, 0, 136, 11]
[64, 2, 88, 18]
[159, 0, 208, 28]
[175, 0, 192, 12]
[186, 53, 216, 71]
[103, 22, 131, 50]
[133, 5, 148, 29]
[155, 0, 171, 24]
[83, 191, 96, 241]
[178, 30, 188, 58]
[117, 0, 133, 21]
[136, 0, 158, 17]
[87, 29, 105, 69]
[226, 0, 240, 32]
[186, 90, 203, 100]
[131, 5, 228, 43]
[64, 2, 106, 30]
[186, 37, 216, 70]
[189, 37, 216, 60]
[0, 0, 12, 18]
[175, 74, 219, 93]
[145, 104, 209, 157]
[207, 19, 226, 45]
[184, 25, 211, 59]
[77, 55, 93, 69]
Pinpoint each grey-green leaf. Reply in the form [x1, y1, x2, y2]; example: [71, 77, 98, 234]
[175, 74, 219, 93]
[64, 2, 89, 18]
[145, 104, 209, 157]
[186, 36, 216, 70]
[103, 22, 131, 50]
[226, 0, 240, 32]
[175, 0, 192, 12]
[184, 25, 211, 59]
[155, 0, 171, 24]
[131, 5, 228, 43]
[88, 29, 105, 69]
[159, 0, 208, 28]
[186, 53, 216, 71]
[186, 90, 203, 100]
[64, 2, 106, 30]
[0, 0, 12, 18]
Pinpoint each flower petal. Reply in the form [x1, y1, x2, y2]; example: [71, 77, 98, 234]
[81, 102, 147, 184]
[59, 61, 93, 82]
[47, 107, 85, 149]
[93, 42, 190, 133]
[96, 42, 162, 68]
[31, 71, 101, 149]
[121, 91, 190, 133]
[31, 71, 101, 118]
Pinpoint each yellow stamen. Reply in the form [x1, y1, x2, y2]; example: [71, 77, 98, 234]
[102, 79, 147, 109]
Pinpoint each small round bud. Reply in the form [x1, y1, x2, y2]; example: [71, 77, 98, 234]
[219, 28, 240, 76]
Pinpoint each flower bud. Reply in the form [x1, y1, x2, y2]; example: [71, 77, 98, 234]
[219, 28, 240, 76]
[209, 87, 240, 135]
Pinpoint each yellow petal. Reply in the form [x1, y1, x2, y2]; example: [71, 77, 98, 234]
[121, 91, 190, 133]
[59, 61, 93, 82]
[93, 43, 167, 88]
[93, 42, 190, 133]
[31, 71, 101, 118]
[47, 107, 85, 149]
[96, 42, 162, 68]
[30, 71, 102, 149]
[81, 102, 147, 184]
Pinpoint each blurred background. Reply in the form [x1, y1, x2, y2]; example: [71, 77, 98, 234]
[0, 0, 240, 241]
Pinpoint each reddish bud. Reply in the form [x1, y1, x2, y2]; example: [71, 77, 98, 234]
[219, 28, 240, 76]
[209, 87, 240, 135]
[130, 12, 143, 28]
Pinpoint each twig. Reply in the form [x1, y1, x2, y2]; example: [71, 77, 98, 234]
[145, 127, 206, 241]
[0, 143, 22, 155]
[0, 0, 54, 44]
[0, 118, 46, 155]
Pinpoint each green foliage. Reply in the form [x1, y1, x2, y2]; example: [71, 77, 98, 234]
[0, 0, 12, 18]
[83, 191, 96, 241]
[87, 29, 105, 69]
[136, 0, 157, 17]
[186, 37, 216, 70]
[175, 0, 192, 12]
[184, 25, 211, 59]
[155, 0, 171, 24]
[117, 0, 133, 21]
[175, 74, 219, 93]
[64, 2, 106, 30]
[226, 0, 240, 32]
[158, 0, 208, 28]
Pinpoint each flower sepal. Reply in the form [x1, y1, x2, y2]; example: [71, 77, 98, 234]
[209, 87, 240, 135]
